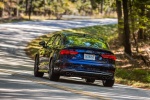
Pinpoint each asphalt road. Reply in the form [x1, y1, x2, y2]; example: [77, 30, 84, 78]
[0, 19, 150, 100]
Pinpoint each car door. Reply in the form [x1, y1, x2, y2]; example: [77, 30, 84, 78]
[50, 35, 62, 62]
[39, 35, 57, 71]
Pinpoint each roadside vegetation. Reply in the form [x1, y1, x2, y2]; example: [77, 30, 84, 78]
[25, 24, 150, 89]
[0, 0, 116, 20]
[115, 68, 150, 89]
[0, 17, 29, 23]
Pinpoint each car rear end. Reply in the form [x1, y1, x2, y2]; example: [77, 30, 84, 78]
[56, 33, 116, 80]
[58, 47, 116, 80]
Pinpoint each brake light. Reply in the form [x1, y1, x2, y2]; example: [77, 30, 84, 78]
[101, 54, 116, 60]
[60, 50, 78, 55]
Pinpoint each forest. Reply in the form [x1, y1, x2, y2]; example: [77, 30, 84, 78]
[0, 0, 117, 19]
[0, 0, 150, 65]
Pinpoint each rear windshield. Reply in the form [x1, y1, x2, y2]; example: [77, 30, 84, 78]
[65, 35, 109, 50]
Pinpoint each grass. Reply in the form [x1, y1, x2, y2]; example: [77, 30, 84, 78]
[0, 17, 29, 23]
[115, 68, 150, 89]
[25, 24, 150, 89]
[0, 15, 51, 24]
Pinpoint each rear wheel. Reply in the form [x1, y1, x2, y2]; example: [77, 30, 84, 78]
[102, 79, 115, 87]
[49, 59, 60, 81]
[34, 55, 44, 77]
[85, 78, 95, 83]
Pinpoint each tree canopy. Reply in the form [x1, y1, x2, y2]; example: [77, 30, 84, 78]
[0, 0, 117, 19]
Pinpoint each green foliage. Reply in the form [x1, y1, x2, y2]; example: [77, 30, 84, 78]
[129, 0, 150, 38]
[77, 1, 91, 15]
[73, 24, 117, 42]
[115, 68, 150, 83]
[103, 0, 115, 12]
[0, 0, 117, 18]
[0, 2, 4, 9]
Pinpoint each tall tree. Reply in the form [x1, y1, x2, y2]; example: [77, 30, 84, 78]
[116, 0, 123, 44]
[100, 0, 104, 14]
[122, 0, 132, 55]
[0, 0, 4, 17]
[8, 0, 12, 17]
[129, 0, 139, 53]
[90, 0, 97, 10]
[137, 2, 145, 40]
[28, 0, 33, 20]
[25, 0, 29, 15]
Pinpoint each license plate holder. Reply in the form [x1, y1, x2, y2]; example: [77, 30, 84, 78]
[84, 54, 95, 60]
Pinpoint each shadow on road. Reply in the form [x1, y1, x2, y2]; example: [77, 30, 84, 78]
[0, 73, 95, 100]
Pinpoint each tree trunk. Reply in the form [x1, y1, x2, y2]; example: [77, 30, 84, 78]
[9, 0, 12, 17]
[100, 0, 104, 14]
[138, 28, 144, 40]
[26, 0, 29, 16]
[116, 0, 123, 45]
[13, 0, 19, 17]
[16, 0, 19, 17]
[28, 0, 33, 20]
[0, 9, 3, 17]
[90, 0, 97, 10]
[129, 0, 139, 53]
[138, 4, 145, 40]
[123, 0, 132, 56]
[43, 0, 46, 16]
[116, 0, 122, 30]
[0, 0, 3, 17]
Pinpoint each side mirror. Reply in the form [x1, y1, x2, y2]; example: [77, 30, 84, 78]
[39, 41, 46, 47]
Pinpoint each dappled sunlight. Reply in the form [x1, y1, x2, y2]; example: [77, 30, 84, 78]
[121, 64, 132, 68]
[0, 73, 95, 100]
[42, 76, 150, 100]
[55, 78, 150, 100]
[35, 75, 150, 100]
[59, 81, 150, 100]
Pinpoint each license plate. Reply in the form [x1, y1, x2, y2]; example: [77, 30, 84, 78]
[84, 54, 95, 60]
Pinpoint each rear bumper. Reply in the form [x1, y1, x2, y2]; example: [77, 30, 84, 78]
[60, 69, 114, 80]
[55, 59, 115, 80]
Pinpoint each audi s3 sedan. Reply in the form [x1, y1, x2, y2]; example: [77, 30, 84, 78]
[34, 32, 116, 87]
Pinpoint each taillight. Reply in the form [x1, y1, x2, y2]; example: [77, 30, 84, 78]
[60, 50, 78, 55]
[101, 54, 116, 60]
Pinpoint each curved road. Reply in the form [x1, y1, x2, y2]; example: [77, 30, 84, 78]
[0, 19, 150, 100]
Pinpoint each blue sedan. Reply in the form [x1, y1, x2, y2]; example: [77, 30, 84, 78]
[34, 32, 116, 87]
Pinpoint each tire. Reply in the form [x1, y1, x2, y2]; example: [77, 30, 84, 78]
[85, 78, 95, 83]
[49, 59, 60, 81]
[102, 79, 115, 87]
[34, 54, 44, 77]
